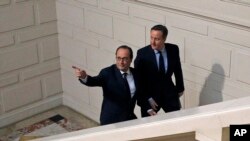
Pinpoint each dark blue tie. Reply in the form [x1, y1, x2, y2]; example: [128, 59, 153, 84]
[158, 51, 165, 74]
[123, 73, 131, 96]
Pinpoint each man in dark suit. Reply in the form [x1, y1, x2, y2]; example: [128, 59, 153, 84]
[73, 45, 137, 125]
[134, 25, 184, 117]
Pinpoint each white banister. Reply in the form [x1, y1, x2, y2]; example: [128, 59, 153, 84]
[196, 131, 218, 141]
[34, 96, 250, 141]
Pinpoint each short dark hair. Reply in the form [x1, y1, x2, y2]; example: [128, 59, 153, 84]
[151, 24, 168, 39]
[115, 45, 133, 59]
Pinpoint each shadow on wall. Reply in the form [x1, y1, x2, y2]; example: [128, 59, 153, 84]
[199, 63, 225, 106]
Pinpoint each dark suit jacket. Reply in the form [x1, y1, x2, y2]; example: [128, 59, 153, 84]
[79, 64, 138, 125]
[134, 43, 184, 111]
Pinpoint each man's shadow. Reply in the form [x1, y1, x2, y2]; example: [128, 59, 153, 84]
[199, 63, 225, 106]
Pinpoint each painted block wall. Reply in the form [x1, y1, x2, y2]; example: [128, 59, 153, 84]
[57, 0, 250, 123]
[0, 0, 62, 127]
[1, 0, 250, 126]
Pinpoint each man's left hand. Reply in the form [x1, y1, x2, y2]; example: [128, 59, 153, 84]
[178, 92, 184, 97]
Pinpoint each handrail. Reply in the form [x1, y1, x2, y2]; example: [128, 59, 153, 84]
[34, 96, 250, 141]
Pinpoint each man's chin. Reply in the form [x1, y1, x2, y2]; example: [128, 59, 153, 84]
[117, 66, 124, 70]
[151, 46, 157, 49]
[119, 67, 127, 71]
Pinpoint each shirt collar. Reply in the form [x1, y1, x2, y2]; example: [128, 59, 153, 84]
[120, 69, 131, 75]
[154, 45, 166, 54]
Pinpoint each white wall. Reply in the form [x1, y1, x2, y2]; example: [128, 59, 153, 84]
[0, 0, 62, 127]
[57, 0, 250, 123]
[1, 0, 249, 127]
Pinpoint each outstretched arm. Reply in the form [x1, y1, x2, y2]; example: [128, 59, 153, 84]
[72, 66, 103, 87]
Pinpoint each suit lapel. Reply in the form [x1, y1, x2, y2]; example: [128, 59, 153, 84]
[164, 44, 171, 75]
[148, 46, 158, 71]
[114, 65, 124, 87]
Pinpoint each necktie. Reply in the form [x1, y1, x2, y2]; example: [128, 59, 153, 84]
[158, 51, 165, 74]
[123, 73, 131, 96]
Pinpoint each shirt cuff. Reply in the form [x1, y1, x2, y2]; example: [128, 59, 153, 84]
[79, 76, 88, 83]
[148, 97, 153, 102]
[147, 109, 153, 113]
